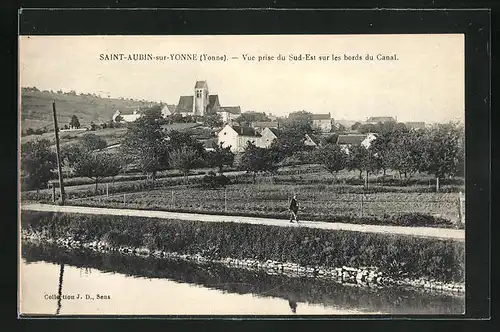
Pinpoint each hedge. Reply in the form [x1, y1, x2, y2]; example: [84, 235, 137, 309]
[21, 211, 465, 283]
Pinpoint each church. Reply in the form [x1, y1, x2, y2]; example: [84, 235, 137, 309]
[174, 81, 242, 123]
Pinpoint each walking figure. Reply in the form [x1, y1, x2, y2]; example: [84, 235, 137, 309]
[289, 195, 299, 223]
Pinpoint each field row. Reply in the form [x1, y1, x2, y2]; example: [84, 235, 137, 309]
[78, 184, 463, 226]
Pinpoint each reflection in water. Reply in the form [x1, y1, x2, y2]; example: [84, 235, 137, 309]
[289, 300, 297, 314]
[21, 242, 464, 315]
[56, 263, 64, 315]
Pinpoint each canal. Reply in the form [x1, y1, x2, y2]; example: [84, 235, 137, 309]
[19, 242, 464, 316]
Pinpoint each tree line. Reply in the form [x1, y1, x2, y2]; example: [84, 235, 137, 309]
[20, 107, 464, 192]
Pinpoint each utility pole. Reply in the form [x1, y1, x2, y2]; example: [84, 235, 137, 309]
[52, 101, 66, 205]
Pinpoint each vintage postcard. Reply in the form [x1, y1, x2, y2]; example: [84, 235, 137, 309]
[19, 34, 466, 316]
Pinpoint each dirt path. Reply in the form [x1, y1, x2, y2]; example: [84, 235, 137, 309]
[20, 204, 464, 241]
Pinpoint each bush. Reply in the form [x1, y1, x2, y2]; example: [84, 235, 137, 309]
[200, 172, 230, 189]
[21, 211, 465, 283]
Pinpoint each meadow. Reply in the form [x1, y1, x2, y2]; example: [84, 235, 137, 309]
[78, 183, 461, 227]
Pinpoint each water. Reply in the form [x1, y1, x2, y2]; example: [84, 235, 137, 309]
[19, 242, 464, 316]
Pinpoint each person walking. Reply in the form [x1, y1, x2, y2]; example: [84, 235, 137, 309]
[289, 195, 299, 223]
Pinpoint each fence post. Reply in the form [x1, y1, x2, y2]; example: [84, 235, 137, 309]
[360, 194, 364, 217]
[458, 191, 465, 224]
[106, 183, 109, 198]
[436, 177, 440, 192]
[123, 193, 126, 205]
[171, 190, 174, 207]
[52, 184, 56, 202]
[224, 187, 227, 212]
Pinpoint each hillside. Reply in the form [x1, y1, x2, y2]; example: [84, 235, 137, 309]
[20, 88, 159, 131]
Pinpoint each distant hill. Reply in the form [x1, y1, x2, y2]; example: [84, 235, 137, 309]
[20, 87, 160, 131]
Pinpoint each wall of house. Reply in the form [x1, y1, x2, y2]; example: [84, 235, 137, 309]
[218, 127, 239, 152]
[257, 129, 277, 148]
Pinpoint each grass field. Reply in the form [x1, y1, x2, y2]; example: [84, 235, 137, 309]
[20, 89, 156, 131]
[76, 182, 462, 225]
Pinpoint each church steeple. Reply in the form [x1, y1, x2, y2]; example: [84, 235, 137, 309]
[194, 80, 209, 116]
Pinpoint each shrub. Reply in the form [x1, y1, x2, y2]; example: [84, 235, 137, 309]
[200, 172, 230, 189]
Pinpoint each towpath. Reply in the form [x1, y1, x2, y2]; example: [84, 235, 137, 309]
[21, 204, 464, 242]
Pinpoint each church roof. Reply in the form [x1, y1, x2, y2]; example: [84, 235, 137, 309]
[207, 95, 221, 112]
[231, 125, 261, 137]
[221, 106, 241, 114]
[195, 81, 208, 89]
[175, 96, 194, 113]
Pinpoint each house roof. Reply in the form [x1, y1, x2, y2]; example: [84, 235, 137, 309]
[164, 104, 176, 113]
[266, 127, 282, 138]
[367, 116, 396, 123]
[230, 125, 261, 137]
[195, 81, 208, 89]
[336, 135, 366, 145]
[221, 106, 241, 114]
[175, 96, 194, 113]
[312, 113, 331, 120]
[405, 122, 426, 129]
[251, 121, 278, 128]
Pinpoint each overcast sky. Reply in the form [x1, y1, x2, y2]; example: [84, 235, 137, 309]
[19, 34, 464, 123]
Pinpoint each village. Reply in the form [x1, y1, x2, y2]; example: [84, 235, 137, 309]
[105, 80, 427, 154]
[20, 80, 466, 316]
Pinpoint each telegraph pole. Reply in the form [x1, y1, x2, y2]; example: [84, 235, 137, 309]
[52, 101, 66, 205]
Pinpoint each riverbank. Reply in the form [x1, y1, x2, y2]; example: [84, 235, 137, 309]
[20, 211, 465, 294]
[21, 241, 465, 315]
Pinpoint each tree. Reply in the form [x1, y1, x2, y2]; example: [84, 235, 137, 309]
[203, 113, 223, 129]
[73, 151, 121, 193]
[120, 110, 169, 181]
[369, 132, 392, 182]
[143, 105, 163, 119]
[169, 146, 201, 182]
[114, 114, 124, 123]
[346, 144, 368, 179]
[235, 111, 271, 126]
[70, 115, 81, 129]
[314, 144, 347, 181]
[421, 123, 464, 180]
[61, 143, 87, 168]
[170, 113, 184, 123]
[388, 128, 425, 179]
[166, 130, 205, 158]
[21, 139, 57, 191]
[351, 122, 362, 131]
[207, 142, 235, 174]
[333, 123, 347, 133]
[80, 133, 107, 151]
[358, 123, 379, 134]
[270, 115, 315, 160]
[240, 142, 278, 183]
